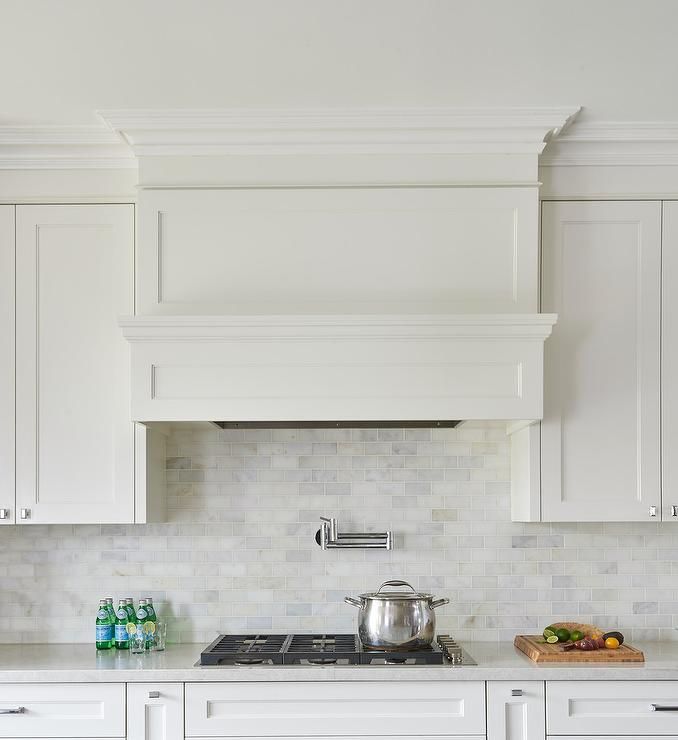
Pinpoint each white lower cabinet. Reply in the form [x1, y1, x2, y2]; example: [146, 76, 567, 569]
[127, 683, 184, 740]
[547, 680, 678, 735]
[184, 680, 485, 738]
[0, 683, 124, 737]
[487, 681, 545, 740]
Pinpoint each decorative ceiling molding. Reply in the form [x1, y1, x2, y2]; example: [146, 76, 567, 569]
[0, 125, 136, 169]
[541, 121, 678, 166]
[98, 107, 581, 157]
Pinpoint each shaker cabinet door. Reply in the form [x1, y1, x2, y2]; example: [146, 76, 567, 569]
[14, 205, 135, 523]
[662, 201, 678, 522]
[487, 681, 545, 740]
[541, 201, 661, 521]
[0, 206, 15, 525]
[127, 683, 184, 740]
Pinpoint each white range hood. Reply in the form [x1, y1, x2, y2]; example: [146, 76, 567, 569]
[119, 313, 556, 423]
[106, 107, 578, 424]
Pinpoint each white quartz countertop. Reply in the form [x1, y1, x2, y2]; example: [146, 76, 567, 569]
[2, 642, 678, 682]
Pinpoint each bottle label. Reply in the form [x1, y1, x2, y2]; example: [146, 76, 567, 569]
[97, 609, 108, 619]
[137, 609, 147, 620]
[114, 624, 129, 643]
[116, 609, 127, 619]
[96, 624, 113, 641]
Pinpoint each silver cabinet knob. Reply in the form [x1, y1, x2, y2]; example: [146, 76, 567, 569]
[671, 505, 678, 518]
[148, 691, 160, 699]
[511, 689, 523, 697]
[19, 508, 30, 520]
[0, 509, 8, 520]
[649, 505, 658, 518]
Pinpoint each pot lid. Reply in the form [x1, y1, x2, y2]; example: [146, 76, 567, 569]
[359, 580, 433, 601]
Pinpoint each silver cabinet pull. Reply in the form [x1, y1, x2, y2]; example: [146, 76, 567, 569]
[19, 508, 30, 520]
[148, 691, 160, 699]
[651, 704, 678, 711]
[0, 509, 8, 520]
[511, 689, 523, 697]
[649, 505, 658, 518]
[0, 707, 25, 714]
[672, 505, 678, 518]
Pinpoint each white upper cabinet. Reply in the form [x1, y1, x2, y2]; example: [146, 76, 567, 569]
[541, 201, 662, 521]
[137, 186, 539, 315]
[14, 205, 137, 523]
[662, 201, 678, 522]
[0, 206, 15, 525]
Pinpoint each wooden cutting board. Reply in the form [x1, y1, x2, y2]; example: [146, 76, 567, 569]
[514, 635, 645, 663]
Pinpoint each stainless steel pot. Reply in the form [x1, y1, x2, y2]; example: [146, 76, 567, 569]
[344, 580, 449, 650]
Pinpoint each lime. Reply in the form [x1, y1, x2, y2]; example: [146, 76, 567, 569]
[545, 634, 559, 644]
[555, 628, 571, 643]
[543, 628, 556, 639]
[570, 630, 584, 642]
[126, 622, 137, 635]
[144, 620, 156, 635]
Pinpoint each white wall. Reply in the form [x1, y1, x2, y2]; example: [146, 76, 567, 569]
[1, 0, 677, 125]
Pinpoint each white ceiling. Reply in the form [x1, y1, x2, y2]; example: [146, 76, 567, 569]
[2, 0, 677, 126]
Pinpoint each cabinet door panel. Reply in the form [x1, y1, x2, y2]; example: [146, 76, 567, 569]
[15, 205, 134, 523]
[541, 201, 661, 521]
[662, 201, 678, 521]
[547, 680, 678, 734]
[487, 681, 544, 740]
[0, 682, 124, 737]
[185, 680, 485, 737]
[0, 206, 14, 524]
[127, 683, 184, 740]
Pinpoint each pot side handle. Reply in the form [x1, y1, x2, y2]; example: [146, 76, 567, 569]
[344, 596, 363, 608]
[430, 598, 450, 609]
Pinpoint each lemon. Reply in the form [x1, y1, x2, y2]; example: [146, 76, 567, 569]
[605, 636, 620, 649]
[144, 621, 156, 635]
[126, 622, 137, 635]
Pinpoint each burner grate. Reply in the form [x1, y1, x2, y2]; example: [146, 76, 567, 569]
[200, 634, 290, 665]
[284, 634, 360, 665]
[359, 641, 445, 665]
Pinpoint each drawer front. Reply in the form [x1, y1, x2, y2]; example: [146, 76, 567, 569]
[186, 681, 486, 737]
[0, 683, 124, 738]
[548, 681, 678, 735]
[127, 683, 184, 740]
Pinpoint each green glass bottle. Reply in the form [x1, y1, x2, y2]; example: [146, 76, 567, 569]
[95, 599, 113, 650]
[114, 599, 130, 650]
[125, 597, 136, 623]
[136, 598, 152, 648]
[144, 597, 158, 649]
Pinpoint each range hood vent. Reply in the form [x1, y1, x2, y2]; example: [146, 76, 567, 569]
[213, 420, 462, 429]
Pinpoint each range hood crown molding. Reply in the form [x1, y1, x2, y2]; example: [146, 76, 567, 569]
[119, 313, 558, 342]
[98, 106, 581, 157]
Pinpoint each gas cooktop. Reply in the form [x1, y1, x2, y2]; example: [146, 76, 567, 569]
[199, 633, 476, 666]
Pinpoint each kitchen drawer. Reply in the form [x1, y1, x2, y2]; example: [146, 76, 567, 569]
[185, 681, 485, 737]
[548, 680, 678, 735]
[0, 683, 125, 738]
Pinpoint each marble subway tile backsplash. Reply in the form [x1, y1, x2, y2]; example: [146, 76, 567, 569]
[2, 421, 678, 644]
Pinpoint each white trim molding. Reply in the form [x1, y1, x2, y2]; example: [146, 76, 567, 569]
[0, 125, 136, 169]
[119, 313, 558, 342]
[119, 313, 556, 423]
[541, 121, 678, 166]
[99, 107, 581, 156]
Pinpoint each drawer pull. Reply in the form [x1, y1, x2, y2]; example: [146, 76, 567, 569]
[0, 707, 24, 714]
[651, 704, 678, 711]
[148, 691, 160, 699]
[511, 689, 523, 697]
